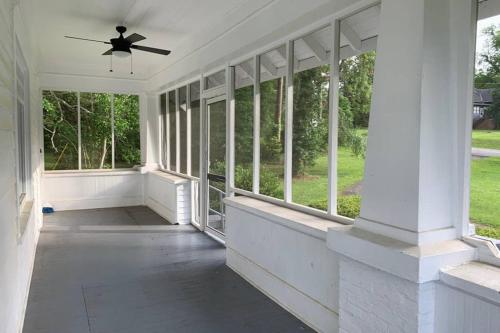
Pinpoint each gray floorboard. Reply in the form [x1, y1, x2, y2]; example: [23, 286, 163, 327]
[23, 206, 314, 333]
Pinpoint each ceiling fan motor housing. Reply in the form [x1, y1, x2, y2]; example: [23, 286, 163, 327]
[116, 26, 127, 34]
[111, 26, 131, 55]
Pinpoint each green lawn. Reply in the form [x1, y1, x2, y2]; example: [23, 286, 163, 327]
[472, 130, 500, 150]
[292, 147, 365, 208]
[290, 130, 500, 239]
[470, 156, 500, 238]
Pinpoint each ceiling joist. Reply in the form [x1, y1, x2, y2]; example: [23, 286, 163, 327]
[340, 21, 362, 52]
[260, 54, 278, 76]
[301, 35, 328, 62]
[238, 61, 254, 80]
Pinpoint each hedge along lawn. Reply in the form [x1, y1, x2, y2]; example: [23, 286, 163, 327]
[471, 130, 500, 150]
[291, 147, 365, 207]
[470, 156, 500, 238]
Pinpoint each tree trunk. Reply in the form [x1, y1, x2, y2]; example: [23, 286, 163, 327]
[99, 138, 108, 168]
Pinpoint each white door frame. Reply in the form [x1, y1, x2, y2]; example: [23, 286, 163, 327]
[200, 89, 227, 243]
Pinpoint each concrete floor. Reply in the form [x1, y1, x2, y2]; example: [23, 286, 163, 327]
[23, 206, 313, 333]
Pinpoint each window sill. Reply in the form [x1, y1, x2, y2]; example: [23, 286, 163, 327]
[43, 169, 140, 178]
[224, 196, 346, 241]
[440, 262, 500, 304]
[18, 199, 33, 238]
[463, 236, 500, 267]
[149, 170, 191, 184]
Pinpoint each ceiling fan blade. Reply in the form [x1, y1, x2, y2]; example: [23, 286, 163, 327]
[126, 33, 146, 44]
[102, 48, 113, 55]
[65, 36, 111, 44]
[130, 44, 171, 55]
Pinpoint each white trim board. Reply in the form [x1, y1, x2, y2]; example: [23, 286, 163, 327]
[227, 247, 338, 333]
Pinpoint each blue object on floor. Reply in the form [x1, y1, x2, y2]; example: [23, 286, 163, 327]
[42, 206, 54, 214]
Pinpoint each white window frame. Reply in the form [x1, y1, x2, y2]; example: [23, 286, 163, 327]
[14, 37, 31, 206]
[156, 4, 381, 227]
[226, 13, 378, 224]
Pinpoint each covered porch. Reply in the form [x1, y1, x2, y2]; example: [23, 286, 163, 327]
[1, 0, 500, 332]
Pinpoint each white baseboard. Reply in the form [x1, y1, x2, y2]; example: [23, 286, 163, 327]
[17, 204, 41, 333]
[51, 196, 144, 211]
[226, 247, 338, 333]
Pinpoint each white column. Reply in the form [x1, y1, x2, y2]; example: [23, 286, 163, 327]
[328, 1, 478, 332]
[356, 0, 477, 245]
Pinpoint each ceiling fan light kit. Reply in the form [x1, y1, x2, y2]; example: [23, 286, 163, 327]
[64, 26, 171, 74]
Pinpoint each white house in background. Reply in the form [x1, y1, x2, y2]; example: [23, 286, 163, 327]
[1, 0, 499, 333]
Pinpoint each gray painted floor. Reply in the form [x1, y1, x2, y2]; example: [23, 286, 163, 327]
[23, 206, 313, 333]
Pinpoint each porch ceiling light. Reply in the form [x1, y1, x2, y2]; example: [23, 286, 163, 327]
[112, 49, 131, 58]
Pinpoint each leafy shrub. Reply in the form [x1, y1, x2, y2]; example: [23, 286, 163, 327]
[259, 169, 283, 198]
[337, 195, 361, 218]
[234, 165, 283, 198]
[308, 195, 361, 219]
[476, 225, 500, 239]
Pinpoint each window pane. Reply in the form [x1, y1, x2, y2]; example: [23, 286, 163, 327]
[259, 47, 286, 199]
[179, 87, 188, 174]
[160, 93, 167, 167]
[337, 50, 376, 218]
[168, 90, 176, 171]
[43, 91, 79, 170]
[208, 100, 226, 174]
[207, 99, 226, 234]
[291, 27, 332, 211]
[17, 101, 26, 192]
[114, 94, 140, 168]
[80, 93, 112, 169]
[234, 60, 254, 191]
[470, 17, 500, 239]
[190, 82, 201, 177]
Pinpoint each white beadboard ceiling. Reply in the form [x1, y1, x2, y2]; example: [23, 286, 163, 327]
[28, 0, 273, 80]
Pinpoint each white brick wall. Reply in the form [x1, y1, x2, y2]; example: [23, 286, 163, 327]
[338, 258, 435, 333]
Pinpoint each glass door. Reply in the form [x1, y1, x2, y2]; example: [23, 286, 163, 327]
[205, 97, 227, 235]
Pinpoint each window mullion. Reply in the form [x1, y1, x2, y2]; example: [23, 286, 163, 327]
[284, 40, 294, 203]
[77, 92, 82, 170]
[328, 20, 341, 215]
[176, 89, 180, 173]
[111, 94, 115, 169]
[226, 66, 235, 197]
[253, 55, 261, 194]
[187, 86, 192, 176]
[166, 93, 171, 170]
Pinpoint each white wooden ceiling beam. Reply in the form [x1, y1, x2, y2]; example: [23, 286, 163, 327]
[260, 54, 278, 76]
[302, 35, 328, 62]
[340, 21, 362, 52]
[238, 61, 254, 80]
[277, 45, 300, 70]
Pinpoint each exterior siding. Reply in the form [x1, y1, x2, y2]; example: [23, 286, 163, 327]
[0, 2, 41, 333]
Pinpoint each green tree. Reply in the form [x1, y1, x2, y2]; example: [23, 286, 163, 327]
[292, 66, 329, 175]
[340, 51, 376, 128]
[42, 91, 141, 170]
[43, 91, 79, 170]
[476, 25, 500, 128]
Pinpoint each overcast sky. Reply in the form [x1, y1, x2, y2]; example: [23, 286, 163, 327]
[476, 14, 500, 71]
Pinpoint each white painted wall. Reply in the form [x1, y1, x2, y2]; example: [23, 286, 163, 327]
[0, 2, 43, 332]
[39, 73, 147, 95]
[41, 171, 144, 211]
[435, 278, 500, 332]
[145, 171, 191, 224]
[225, 197, 341, 333]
